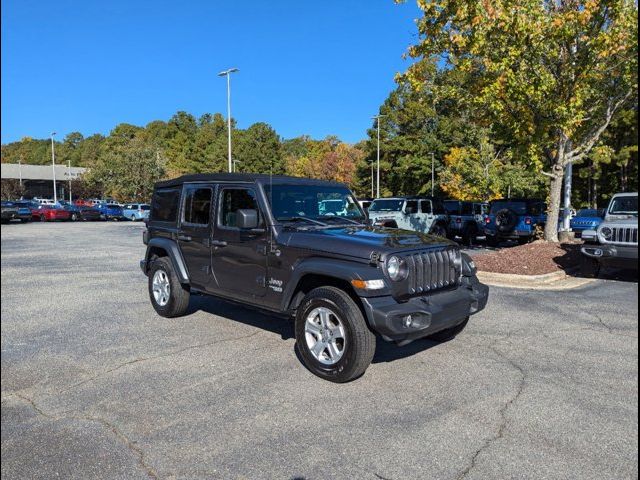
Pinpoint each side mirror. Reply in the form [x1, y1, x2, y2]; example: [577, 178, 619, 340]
[237, 209, 259, 229]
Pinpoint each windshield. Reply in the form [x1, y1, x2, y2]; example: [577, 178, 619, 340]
[268, 184, 364, 222]
[490, 201, 527, 215]
[608, 196, 638, 216]
[369, 199, 404, 212]
[140, 205, 150, 210]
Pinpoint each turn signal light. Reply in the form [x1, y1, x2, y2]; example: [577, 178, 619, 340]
[485, 217, 491, 224]
[525, 217, 532, 225]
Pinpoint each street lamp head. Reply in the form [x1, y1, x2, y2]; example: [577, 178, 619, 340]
[218, 67, 239, 76]
[51, 132, 57, 136]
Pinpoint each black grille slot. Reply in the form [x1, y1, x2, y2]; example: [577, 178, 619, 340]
[611, 227, 638, 244]
[405, 247, 460, 294]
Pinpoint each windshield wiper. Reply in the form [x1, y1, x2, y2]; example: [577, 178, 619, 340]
[317, 216, 365, 226]
[278, 217, 328, 227]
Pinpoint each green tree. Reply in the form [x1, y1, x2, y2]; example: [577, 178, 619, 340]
[235, 122, 283, 174]
[402, 0, 638, 241]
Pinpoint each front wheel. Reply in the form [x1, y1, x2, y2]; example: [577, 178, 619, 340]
[580, 255, 600, 278]
[295, 286, 376, 383]
[71, 213, 79, 221]
[148, 257, 190, 317]
[486, 235, 499, 247]
[130, 215, 137, 221]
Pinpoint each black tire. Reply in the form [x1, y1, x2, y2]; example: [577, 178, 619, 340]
[427, 317, 469, 342]
[40, 215, 47, 222]
[580, 255, 600, 278]
[430, 223, 447, 238]
[295, 286, 376, 383]
[462, 224, 477, 246]
[486, 235, 499, 247]
[20, 218, 30, 223]
[517, 236, 530, 246]
[148, 257, 190, 318]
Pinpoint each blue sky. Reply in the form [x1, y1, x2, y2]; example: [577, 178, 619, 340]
[1, 1, 422, 144]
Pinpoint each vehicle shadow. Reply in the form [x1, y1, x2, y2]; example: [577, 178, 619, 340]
[187, 294, 446, 363]
[372, 336, 441, 364]
[188, 294, 295, 340]
[555, 244, 638, 283]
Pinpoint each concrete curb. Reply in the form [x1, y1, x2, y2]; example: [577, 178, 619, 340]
[477, 269, 596, 290]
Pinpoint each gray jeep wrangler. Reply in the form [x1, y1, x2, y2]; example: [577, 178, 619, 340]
[581, 192, 638, 276]
[141, 174, 488, 382]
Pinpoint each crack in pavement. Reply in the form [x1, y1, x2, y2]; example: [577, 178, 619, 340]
[7, 392, 159, 480]
[455, 336, 526, 480]
[57, 329, 263, 395]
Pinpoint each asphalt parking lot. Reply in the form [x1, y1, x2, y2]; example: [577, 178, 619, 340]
[1, 222, 638, 480]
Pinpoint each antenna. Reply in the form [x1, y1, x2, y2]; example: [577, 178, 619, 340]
[269, 156, 274, 252]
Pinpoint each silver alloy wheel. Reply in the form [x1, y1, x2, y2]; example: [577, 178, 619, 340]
[131, 215, 136, 221]
[305, 306, 346, 365]
[152, 269, 171, 307]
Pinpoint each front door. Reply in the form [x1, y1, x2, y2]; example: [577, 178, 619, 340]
[177, 184, 214, 289]
[210, 186, 268, 299]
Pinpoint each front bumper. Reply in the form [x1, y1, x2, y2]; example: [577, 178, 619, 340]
[581, 244, 638, 267]
[360, 276, 489, 345]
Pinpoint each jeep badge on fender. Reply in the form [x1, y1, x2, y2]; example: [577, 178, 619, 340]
[140, 173, 489, 382]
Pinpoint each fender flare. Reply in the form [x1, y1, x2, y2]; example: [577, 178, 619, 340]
[144, 237, 190, 284]
[280, 257, 384, 311]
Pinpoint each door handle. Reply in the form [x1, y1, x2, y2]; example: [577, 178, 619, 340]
[178, 234, 192, 242]
[211, 240, 227, 247]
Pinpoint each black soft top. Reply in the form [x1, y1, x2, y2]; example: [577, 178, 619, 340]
[154, 173, 345, 189]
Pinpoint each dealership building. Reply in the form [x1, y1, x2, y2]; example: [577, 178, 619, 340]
[1, 163, 87, 199]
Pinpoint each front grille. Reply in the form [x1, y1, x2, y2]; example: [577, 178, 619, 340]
[404, 247, 461, 294]
[611, 227, 638, 244]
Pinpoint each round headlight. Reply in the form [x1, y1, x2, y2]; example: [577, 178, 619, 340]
[600, 226, 613, 240]
[387, 256, 406, 281]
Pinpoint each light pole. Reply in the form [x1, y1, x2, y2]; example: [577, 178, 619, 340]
[51, 132, 57, 203]
[68, 160, 72, 202]
[372, 115, 385, 198]
[218, 67, 239, 173]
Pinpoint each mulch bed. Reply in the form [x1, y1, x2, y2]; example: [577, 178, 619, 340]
[473, 241, 582, 276]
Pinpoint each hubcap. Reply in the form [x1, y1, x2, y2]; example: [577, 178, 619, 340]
[152, 270, 171, 307]
[305, 306, 346, 365]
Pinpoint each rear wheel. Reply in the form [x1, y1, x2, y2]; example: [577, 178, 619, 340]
[71, 213, 79, 221]
[517, 236, 530, 245]
[130, 214, 137, 221]
[486, 235, 499, 247]
[427, 317, 469, 342]
[148, 257, 190, 317]
[295, 286, 376, 383]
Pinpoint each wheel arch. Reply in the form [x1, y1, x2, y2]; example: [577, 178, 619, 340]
[144, 238, 190, 284]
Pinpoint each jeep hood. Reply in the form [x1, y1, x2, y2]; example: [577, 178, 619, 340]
[278, 226, 456, 259]
[602, 216, 638, 225]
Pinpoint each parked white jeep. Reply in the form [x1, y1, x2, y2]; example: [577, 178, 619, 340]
[581, 192, 638, 276]
[367, 197, 449, 237]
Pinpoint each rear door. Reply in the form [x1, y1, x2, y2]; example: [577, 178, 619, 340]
[177, 184, 214, 289]
[210, 186, 268, 298]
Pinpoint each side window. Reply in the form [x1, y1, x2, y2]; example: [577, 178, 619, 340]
[432, 201, 446, 215]
[183, 187, 212, 225]
[151, 189, 180, 222]
[405, 200, 418, 214]
[420, 200, 432, 214]
[461, 203, 473, 215]
[219, 188, 260, 228]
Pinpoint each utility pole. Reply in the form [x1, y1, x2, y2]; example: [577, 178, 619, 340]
[51, 132, 57, 203]
[372, 115, 385, 198]
[18, 157, 22, 188]
[218, 68, 239, 173]
[371, 162, 374, 198]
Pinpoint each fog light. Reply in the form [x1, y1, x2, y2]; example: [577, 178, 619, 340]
[403, 315, 413, 328]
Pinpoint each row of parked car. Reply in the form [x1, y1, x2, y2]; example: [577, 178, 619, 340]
[360, 196, 607, 246]
[1, 199, 150, 223]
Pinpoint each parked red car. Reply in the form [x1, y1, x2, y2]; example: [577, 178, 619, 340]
[32, 205, 72, 222]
